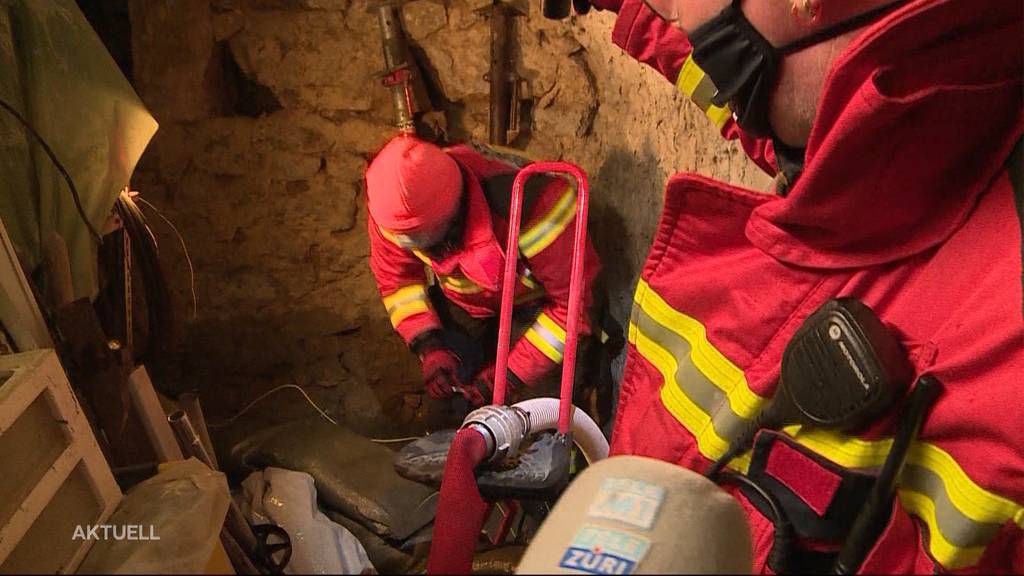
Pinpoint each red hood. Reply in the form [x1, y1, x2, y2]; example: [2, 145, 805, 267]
[746, 0, 1023, 269]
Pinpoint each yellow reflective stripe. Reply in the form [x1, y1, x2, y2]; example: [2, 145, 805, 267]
[379, 226, 400, 246]
[536, 312, 567, 343]
[632, 280, 1023, 570]
[900, 491, 986, 569]
[439, 274, 483, 294]
[784, 426, 1022, 569]
[521, 273, 540, 290]
[439, 273, 541, 297]
[675, 56, 733, 130]
[675, 55, 705, 99]
[519, 182, 577, 258]
[389, 301, 430, 327]
[382, 284, 432, 328]
[912, 443, 1024, 531]
[632, 319, 753, 473]
[638, 280, 764, 419]
[705, 104, 733, 131]
[382, 284, 427, 309]
[783, 426, 1024, 528]
[525, 329, 563, 363]
[524, 312, 567, 363]
[514, 274, 545, 304]
[378, 227, 432, 264]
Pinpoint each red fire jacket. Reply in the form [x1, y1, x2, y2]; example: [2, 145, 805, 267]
[369, 145, 600, 386]
[607, 0, 777, 174]
[603, 0, 1024, 572]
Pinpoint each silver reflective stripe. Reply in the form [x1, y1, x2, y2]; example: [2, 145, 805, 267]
[633, 303, 755, 445]
[520, 186, 576, 257]
[632, 278, 1022, 570]
[900, 464, 1003, 548]
[638, 300, 1004, 553]
[386, 292, 427, 315]
[531, 320, 565, 356]
[690, 72, 719, 113]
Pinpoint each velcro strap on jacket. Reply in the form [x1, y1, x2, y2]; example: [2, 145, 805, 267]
[742, 431, 875, 543]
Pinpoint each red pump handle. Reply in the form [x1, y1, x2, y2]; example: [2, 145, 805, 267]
[491, 162, 590, 434]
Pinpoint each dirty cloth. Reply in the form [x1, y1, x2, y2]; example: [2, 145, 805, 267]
[218, 417, 437, 541]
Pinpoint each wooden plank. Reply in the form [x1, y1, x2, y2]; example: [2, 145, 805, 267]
[0, 444, 80, 560]
[0, 215, 53, 350]
[38, 351, 121, 573]
[128, 365, 182, 462]
[0, 350, 49, 432]
[0, 350, 122, 572]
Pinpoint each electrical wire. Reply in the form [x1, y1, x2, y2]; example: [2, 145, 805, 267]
[135, 195, 198, 320]
[208, 384, 338, 428]
[717, 471, 793, 573]
[207, 383, 424, 444]
[115, 190, 172, 361]
[0, 96, 103, 243]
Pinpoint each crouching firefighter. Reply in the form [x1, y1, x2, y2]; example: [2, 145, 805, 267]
[365, 135, 614, 429]
[581, 0, 1024, 572]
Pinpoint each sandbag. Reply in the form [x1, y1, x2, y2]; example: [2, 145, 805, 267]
[218, 417, 436, 541]
[325, 510, 425, 575]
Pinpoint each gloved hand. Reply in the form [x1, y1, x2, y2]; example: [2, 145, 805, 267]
[421, 348, 461, 400]
[462, 364, 522, 407]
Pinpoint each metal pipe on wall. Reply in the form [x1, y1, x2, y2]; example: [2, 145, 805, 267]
[488, 3, 511, 145]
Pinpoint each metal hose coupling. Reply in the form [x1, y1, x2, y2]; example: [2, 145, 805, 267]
[461, 405, 530, 464]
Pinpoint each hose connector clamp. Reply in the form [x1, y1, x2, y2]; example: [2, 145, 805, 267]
[461, 405, 530, 464]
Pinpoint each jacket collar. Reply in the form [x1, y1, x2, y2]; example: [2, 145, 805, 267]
[746, 0, 1024, 269]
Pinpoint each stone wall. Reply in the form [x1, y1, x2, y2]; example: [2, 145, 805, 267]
[128, 0, 771, 435]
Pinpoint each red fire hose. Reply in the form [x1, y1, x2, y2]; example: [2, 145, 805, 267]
[428, 163, 590, 574]
[427, 427, 490, 574]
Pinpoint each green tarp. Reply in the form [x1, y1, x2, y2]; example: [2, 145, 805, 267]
[0, 0, 157, 300]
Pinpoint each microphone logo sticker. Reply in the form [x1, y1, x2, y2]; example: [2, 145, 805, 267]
[587, 478, 666, 530]
[560, 526, 651, 575]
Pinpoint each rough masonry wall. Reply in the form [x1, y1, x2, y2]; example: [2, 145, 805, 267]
[128, 0, 771, 435]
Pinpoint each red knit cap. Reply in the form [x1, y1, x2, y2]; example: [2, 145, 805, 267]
[365, 135, 463, 234]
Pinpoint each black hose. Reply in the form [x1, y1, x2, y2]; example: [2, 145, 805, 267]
[0, 96, 103, 243]
[705, 397, 790, 478]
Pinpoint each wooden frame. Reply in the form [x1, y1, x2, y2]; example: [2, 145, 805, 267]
[0, 349, 121, 573]
[0, 215, 53, 351]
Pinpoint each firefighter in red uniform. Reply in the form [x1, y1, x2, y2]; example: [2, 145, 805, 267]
[582, 0, 1023, 572]
[365, 135, 605, 426]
